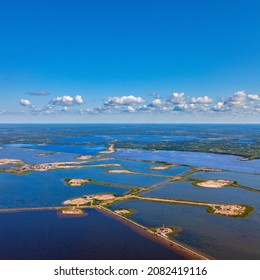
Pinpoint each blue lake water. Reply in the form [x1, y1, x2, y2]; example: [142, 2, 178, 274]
[0, 170, 128, 209]
[3, 143, 106, 155]
[1, 124, 260, 260]
[146, 165, 191, 176]
[141, 181, 260, 206]
[110, 199, 260, 260]
[55, 134, 199, 143]
[0, 164, 167, 209]
[0, 147, 78, 164]
[56, 166, 167, 187]
[87, 158, 190, 176]
[114, 149, 260, 174]
[0, 209, 186, 260]
[188, 171, 260, 191]
[55, 136, 112, 143]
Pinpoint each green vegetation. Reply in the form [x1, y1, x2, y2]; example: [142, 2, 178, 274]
[64, 178, 92, 187]
[91, 199, 100, 206]
[114, 208, 135, 218]
[149, 226, 182, 238]
[153, 161, 174, 166]
[114, 138, 260, 160]
[207, 204, 254, 218]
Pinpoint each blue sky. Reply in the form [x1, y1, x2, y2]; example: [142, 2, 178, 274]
[0, 0, 259, 123]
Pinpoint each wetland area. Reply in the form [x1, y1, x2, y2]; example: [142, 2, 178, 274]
[0, 124, 260, 260]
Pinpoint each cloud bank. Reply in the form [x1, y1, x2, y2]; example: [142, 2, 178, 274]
[13, 90, 260, 120]
[50, 95, 84, 106]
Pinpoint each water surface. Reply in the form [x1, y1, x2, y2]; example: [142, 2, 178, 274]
[114, 149, 260, 174]
[141, 181, 260, 206]
[110, 199, 260, 260]
[0, 209, 186, 260]
[0, 171, 128, 209]
[189, 171, 260, 191]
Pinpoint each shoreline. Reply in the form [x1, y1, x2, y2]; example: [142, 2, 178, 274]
[98, 206, 212, 260]
[0, 205, 212, 260]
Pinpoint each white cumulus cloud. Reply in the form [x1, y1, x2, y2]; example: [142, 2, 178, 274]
[104, 95, 144, 106]
[248, 94, 260, 101]
[74, 95, 84, 104]
[225, 91, 246, 107]
[20, 99, 31, 106]
[167, 92, 185, 104]
[212, 102, 225, 111]
[151, 99, 162, 107]
[50, 95, 84, 106]
[127, 106, 135, 113]
[190, 96, 213, 104]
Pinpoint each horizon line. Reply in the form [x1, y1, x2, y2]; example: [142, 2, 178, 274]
[0, 122, 260, 125]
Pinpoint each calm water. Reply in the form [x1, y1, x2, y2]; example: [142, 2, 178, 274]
[189, 171, 260, 191]
[61, 166, 167, 187]
[1, 124, 260, 260]
[114, 149, 260, 174]
[110, 200, 260, 260]
[55, 134, 199, 143]
[146, 165, 191, 176]
[0, 170, 128, 209]
[0, 209, 186, 260]
[85, 158, 190, 176]
[141, 181, 260, 206]
[90, 159, 190, 177]
[0, 147, 78, 164]
[3, 143, 106, 155]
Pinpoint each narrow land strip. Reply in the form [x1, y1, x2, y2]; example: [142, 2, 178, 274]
[98, 205, 212, 260]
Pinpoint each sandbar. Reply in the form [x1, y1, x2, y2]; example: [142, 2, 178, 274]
[93, 163, 122, 167]
[114, 209, 130, 215]
[107, 169, 134, 174]
[197, 179, 232, 188]
[63, 197, 91, 205]
[61, 208, 85, 215]
[63, 194, 115, 206]
[76, 155, 93, 160]
[0, 158, 23, 165]
[93, 194, 115, 201]
[150, 165, 174, 170]
[66, 179, 89, 187]
[99, 144, 115, 154]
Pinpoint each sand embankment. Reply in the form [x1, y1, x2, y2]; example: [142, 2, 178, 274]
[76, 155, 93, 160]
[63, 194, 115, 206]
[93, 194, 115, 201]
[63, 197, 91, 205]
[150, 165, 174, 170]
[0, 158, 23, 165]
[61, 208, 85, 215]
[66, 179, 89, 186]
[114, 209, 130, 215]
[210, 204, 247, 216]
[197, 180, 232, 188]
[107, 169, 134, 174]
[99, 144, 115, 154]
